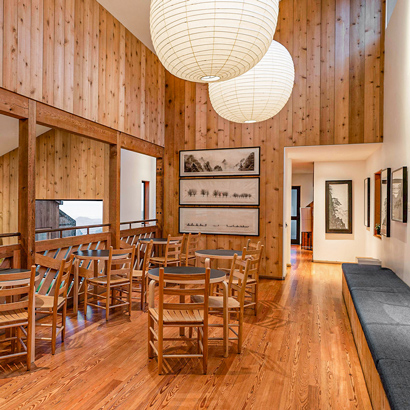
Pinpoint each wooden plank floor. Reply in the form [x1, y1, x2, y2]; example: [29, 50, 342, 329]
[0, 247, 372, 409]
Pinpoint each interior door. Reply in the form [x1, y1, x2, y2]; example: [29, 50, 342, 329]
[291, 186, 301, 245]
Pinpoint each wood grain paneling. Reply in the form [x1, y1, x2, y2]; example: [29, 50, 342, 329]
[0, 128, 110, 243]
[164, 0, 385, 278]
[0, 0, 165, 146]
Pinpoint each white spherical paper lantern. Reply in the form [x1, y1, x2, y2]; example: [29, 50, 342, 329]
[208, 40, 295, 123]
[150, 0, 279, 83]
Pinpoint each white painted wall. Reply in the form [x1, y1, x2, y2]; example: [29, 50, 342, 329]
[362, 0, 410, 283]
[292, 173, 314, 208]
[313, 161, 366, 263]
[120, 149, 156, 223]
[283, 157, 293, 277]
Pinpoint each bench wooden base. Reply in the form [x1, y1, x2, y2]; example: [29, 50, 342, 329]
[342, 275, 391, 410]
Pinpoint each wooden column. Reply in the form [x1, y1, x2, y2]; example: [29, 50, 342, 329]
[18, 100, 36, 268]
[109, 133, 121, 248]
[156, 157, 164, 237]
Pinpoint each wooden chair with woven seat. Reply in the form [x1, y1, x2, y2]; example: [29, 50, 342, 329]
[148, 265, 210, 375]
[84, 246, 135, 321]
[150, 234, 184, 267]
[192, 255, 252, 354]
[0, 267, 35, 370]
[132, 240, 154, 310]
[34, 255, 74, 354]
[239, 243, 263, 316]
[180, 233, 201, 266]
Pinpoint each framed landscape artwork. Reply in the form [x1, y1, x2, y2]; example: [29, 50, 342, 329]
[381, 168, 391, 237]
[179, 207, 260, 236]
[180, 147, 260, 177]
[325, 180, 353, 234]
[179, 178, 260, 206]
[392, 167, 408, 223]
[364, 178, 370, 227]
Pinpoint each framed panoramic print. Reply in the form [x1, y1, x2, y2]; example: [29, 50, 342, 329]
[179, 207, 260, 236]
[364, 178, 370, 227]
[179, 178, 260, 206]
[179, 147, 260, 177]
[392, 166, 408, 223]
[325, 180, 353, 234]
[381, 168, 391, 237]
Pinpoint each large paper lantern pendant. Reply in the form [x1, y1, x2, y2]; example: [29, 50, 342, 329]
[208, 40, 295, 123]
[150, 0, 279, 83]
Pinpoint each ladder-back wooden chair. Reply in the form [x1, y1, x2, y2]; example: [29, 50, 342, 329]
[0, 267, 36, 370]
[181, 233, 201, 266]
[34, 255, 74, 354]
[84, 246, 135, 321]
[193, 255, 252, 354]
[132, 240, 154, 310]
[240, 243, 263, 315]
[150, 234, 184, 267]
[148, 266, 210, 374]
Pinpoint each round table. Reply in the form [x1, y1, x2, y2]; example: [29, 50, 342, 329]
[72, 250, 125, 313]
[0, 268, 39, 286]
[195, 249, 243, 270]
[147, 266, 229, 357]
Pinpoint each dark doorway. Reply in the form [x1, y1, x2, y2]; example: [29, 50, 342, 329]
[291, 186, 301, 245]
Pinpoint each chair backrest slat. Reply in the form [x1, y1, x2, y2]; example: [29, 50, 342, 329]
[183, 233, 201, 266]
[107, 246, 136, 284]
[163, 235, 184, 265]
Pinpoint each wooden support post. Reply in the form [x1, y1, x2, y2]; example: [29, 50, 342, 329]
[18, 100, 36, 269]
[156, 158, 164, 238]
[109, 133, 121, 248]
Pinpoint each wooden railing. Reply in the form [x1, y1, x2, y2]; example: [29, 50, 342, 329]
[35, 223, 111, 240]
[120, 219, 158, 229]
[0, 243, 22, 269]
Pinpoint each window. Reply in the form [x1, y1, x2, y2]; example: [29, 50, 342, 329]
[141, 181, 150, 220]
[35, 200, 103, 240]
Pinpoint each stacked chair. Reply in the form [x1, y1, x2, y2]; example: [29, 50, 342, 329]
[181, 233, 201, 266]
[150, 234, 184, 267]
[132, 240, 154, 310]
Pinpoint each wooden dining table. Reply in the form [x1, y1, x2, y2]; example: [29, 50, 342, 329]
[0, 268, 39, 363]
[147, 266, 230, 357]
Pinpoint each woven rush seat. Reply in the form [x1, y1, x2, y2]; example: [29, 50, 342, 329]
[0, 309, 28, 324]
[132, 269, 143, 278]
[149, 308, 204, 323]
[150, 256, 179, 264]
[22, 294, 65, 310]
[87, 275, 130, 285]
[192, 295, 240, 309]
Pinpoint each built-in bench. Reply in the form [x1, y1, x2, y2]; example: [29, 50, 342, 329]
[342, 263, 410, 410]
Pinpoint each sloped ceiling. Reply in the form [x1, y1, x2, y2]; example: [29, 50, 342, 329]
[96, 0, 155, 52]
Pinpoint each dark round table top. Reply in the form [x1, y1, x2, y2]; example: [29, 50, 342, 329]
[0, 268, 39, 284]
[148, 266, 226, 283]
[195, 249, 242, 259]
[0, 268, 31, 274]
[74, 250, 111, 258]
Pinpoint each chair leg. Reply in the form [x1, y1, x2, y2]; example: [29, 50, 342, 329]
[26, 325, 32, 371]
[106, 287, 110, 321]
[52, 308, 58, 355]
[254, 283, 258, 316]
[148, 313, 154, 359]
[16, 326, 22, 353]
[158, 323, 163, 375]
[83, 279, 88, 318]
[128, 282, 132, 316]
[202, 325, 208, 374]
[140, 279, 144, 311]
[238, 308, 244, 354]
[62, 302, 67, 342]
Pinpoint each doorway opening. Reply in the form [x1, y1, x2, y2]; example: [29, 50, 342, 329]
[291, 186, 301, 245]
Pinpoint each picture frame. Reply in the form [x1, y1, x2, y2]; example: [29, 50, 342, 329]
[179, 178, 260, 206]
[179, 147, 260, 177]
[392, 166, 408, 223]
[179, 207, 260, 236]
[381, 168, 391, 237]
[364, 178, 370, 228]
[325, 180, 353, 234]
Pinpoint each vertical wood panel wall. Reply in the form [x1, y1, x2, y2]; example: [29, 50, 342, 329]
[164, 0, 385, 278]
[0, 0, 165, 146]
[0, 129, 109, 244]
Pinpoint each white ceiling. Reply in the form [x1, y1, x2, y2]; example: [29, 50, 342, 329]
[286, 143, 382, 163]
[0, 115, 51, 157]
[96, 0, 155, 53]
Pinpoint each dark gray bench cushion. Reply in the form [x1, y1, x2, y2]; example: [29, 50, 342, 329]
[377, 359, 410, 410]
[365, 324, 410, 364]
[344, 269, 407, 293]
[342, 263, 384, 275]
[351, 290, 410, 326]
